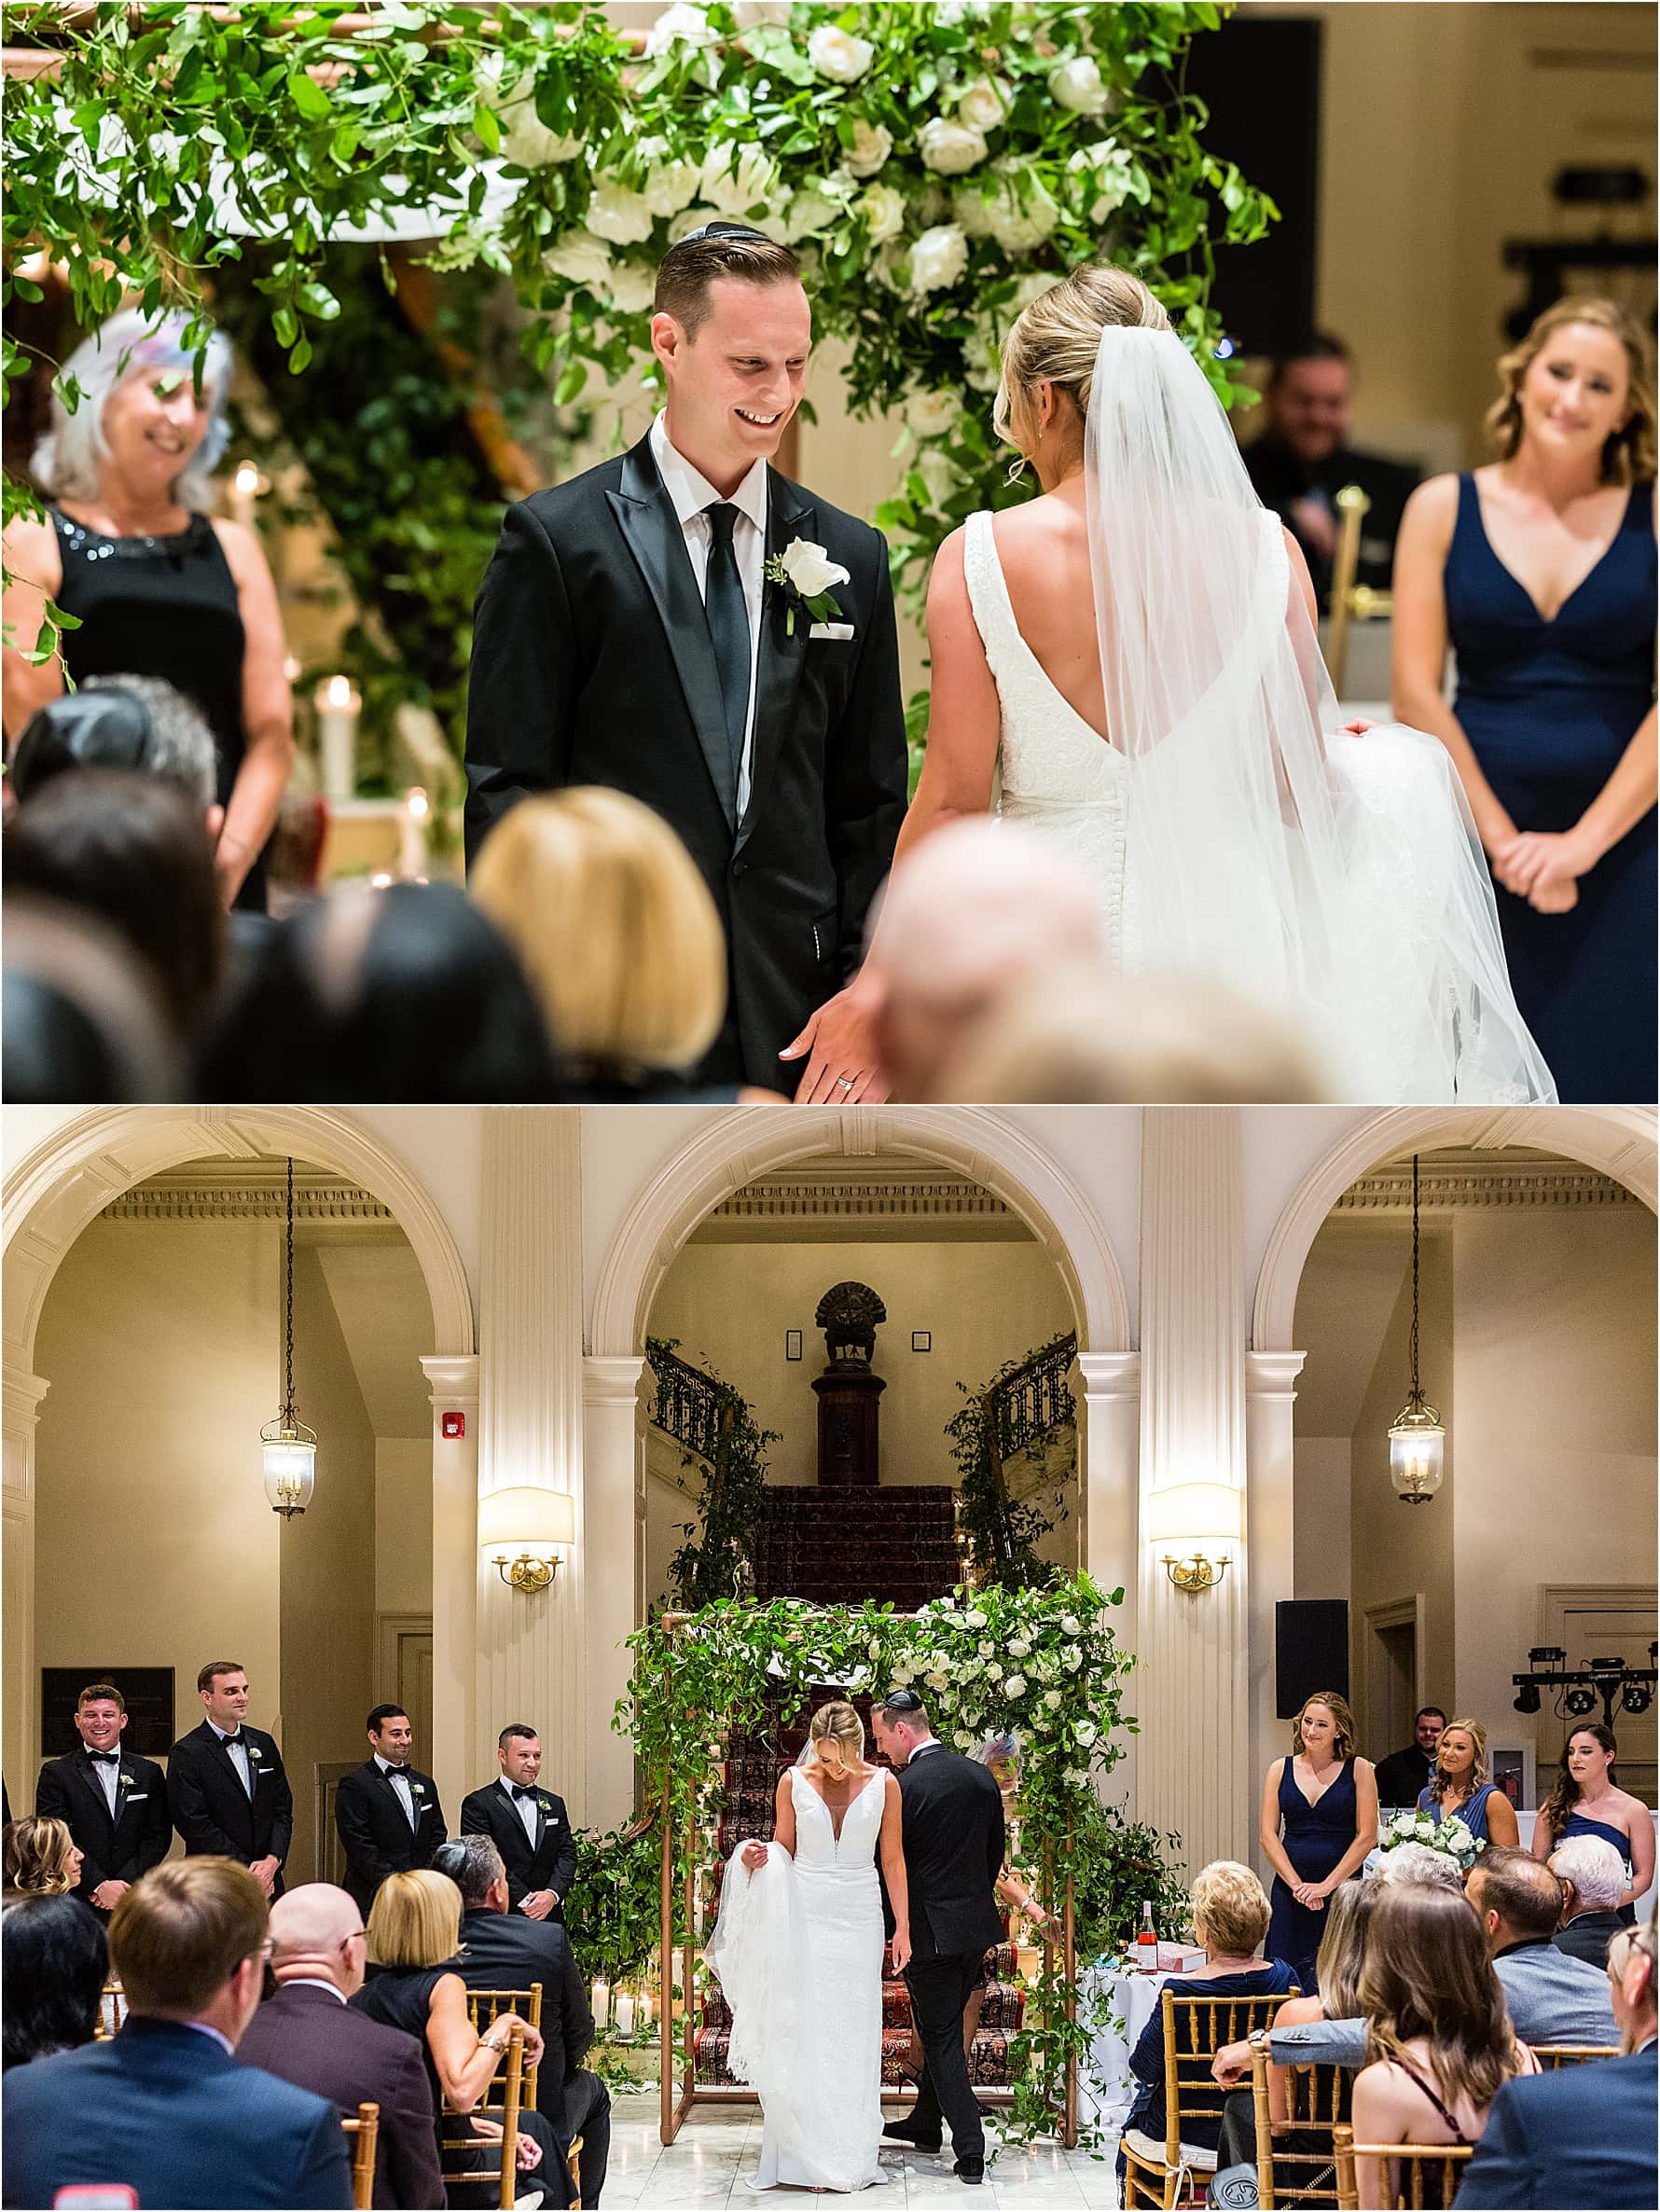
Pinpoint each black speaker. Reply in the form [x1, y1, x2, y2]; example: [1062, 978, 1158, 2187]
[1277, 1600, 1349, 1718]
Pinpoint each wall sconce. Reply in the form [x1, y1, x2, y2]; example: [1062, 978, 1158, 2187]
[478, 1486, 574, 1594]
[1148, 1482, 1242, 1596]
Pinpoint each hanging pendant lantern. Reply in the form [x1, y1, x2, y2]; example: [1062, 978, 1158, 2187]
[1388, 1154, 1444, 1505]
[262, 1157, 316, 1518]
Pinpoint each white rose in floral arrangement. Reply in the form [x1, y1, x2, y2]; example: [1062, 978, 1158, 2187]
[957, 76, 1008, 132]
[1068, 141, 1138, 224]
[857, 183, 906, 245]
[845, 118, 893, 178]
[478, 58, 581, 167]
[644, 2, 722, 57]
[917, 446, 958, 505]
[1062, 1644, 1083, 1671]
[1073, 1717, 1098, 1747]
[638, 141, 702, 217]
[1050, 54, 1109, 115]
[587, 181, 655, 246]
[809, 23, 874, 82]
[606, 259, 657, 316]
[909, 223, 969, 295]
[1007, 1637, 1031, 1658]
[918, 117, 989, 176]
[1065, 1766, 1090, 1786]
[1060, 1615, 1082, 1637]
[955, 1729, 975, 1749]
[543, 228, 613, 291]
[984, 1660, 1004, 1681]
[1003, 1673, 1028, 1698]
[966, 1611, 989, 1630]
[925, 1669, 948, 1693]
[1044, 1688, 1062, 1709]
[906, 385, 961, 438]
[985, 173, 1059, 254]
[951, 187, 992, 241]
[783, 187, 844, 242]
[700, 142, 780, 215]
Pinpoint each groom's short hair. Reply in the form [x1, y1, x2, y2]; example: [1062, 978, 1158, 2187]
[875, 1690, 932, 1734]
[656, 231, 802, 339]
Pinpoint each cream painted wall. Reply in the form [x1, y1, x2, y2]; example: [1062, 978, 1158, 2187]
[1293, 1437, 1351, 1606]
[376, 1437, 436, 1618]
[649, 1237, 1073, 1490]
[35, 1221, 283, 1765]
[280, 1246, 377, 1887]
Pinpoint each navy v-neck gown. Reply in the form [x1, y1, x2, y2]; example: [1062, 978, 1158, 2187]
[1266, 1756, 1360, 1992]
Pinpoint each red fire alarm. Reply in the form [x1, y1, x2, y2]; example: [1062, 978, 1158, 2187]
[441, 1411, 465, 1440]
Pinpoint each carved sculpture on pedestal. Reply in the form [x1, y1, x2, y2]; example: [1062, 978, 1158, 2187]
[810, 1281, 887, 1487]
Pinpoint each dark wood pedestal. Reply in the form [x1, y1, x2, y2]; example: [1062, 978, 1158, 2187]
[811, 1364, 886, 1486]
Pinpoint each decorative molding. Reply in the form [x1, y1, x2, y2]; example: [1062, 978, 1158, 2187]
[691, 1168, 1026, 1244]
[1336, 1154, 1637, 1214]
[100, 1167, 393, 1225]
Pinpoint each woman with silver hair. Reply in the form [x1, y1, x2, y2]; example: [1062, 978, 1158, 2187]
[3, 308, 295, 911]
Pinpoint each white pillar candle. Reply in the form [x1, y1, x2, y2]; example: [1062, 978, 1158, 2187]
[227, 458, 261, 535]
[613, 1992, 635, 2038]
[315, 675, 361, 806]
[639, 1989, 653, 2031]
[397, 785, 430, 879]
[591, 1979, 610, 2031]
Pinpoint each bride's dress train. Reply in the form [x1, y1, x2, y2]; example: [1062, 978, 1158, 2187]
[706, 1765, 890, 2192]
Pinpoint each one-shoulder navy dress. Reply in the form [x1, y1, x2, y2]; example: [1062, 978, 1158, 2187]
[1443, 475, 1656, 1101]
[1266, 1756, 1360, 1992]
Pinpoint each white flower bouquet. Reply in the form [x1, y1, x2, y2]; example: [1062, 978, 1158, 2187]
[1379, 1808, 1479, 1872]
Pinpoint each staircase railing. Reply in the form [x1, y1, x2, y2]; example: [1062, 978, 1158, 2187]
[648, 1345, 727, 1467]
[975, 1331, 1077, 1584]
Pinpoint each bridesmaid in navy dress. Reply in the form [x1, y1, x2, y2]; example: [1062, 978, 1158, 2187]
[1415, 1719, 1520, 1850]
[1392, 297, 1655, 1101]
[1532, 1723, 1655, 1927]
[1261, 1692, 1379, 1992]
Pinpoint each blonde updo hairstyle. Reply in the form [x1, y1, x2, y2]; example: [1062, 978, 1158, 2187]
[993, 265, 1172, 463]
[807, 1699, 865, 1782]
[1485, 296, 1656, 486]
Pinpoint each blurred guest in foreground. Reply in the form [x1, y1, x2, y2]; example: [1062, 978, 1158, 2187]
[2, 894, 183, 1100]
[1454, 1912, 1657, 2209]
[199, 880, 561, 1102]
[470, 784, 754, 1100]
[1242, 333, 1419, 607]
[1393, 296, 1656, 1101]
[7, 671, 219, 812]
[3, 308, 296, 910]
[1, 1857, 353, 2208]
[1, 1891, 108, 2070]
[3, 1814, 84, 1899]
[1549, 1835, 1629, 1969]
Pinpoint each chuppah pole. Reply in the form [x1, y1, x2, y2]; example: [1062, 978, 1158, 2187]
[657, 1624, 678, 2146]
[1062, 1816, 1079, 2150]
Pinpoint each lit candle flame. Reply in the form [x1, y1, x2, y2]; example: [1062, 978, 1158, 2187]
[405, 786, 429, 820]
[233, 460, 261, 497]
[322, 674, 353, 710]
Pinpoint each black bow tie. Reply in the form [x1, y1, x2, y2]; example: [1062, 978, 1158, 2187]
[510, 1786, 537, 1804]
[220, 1732, 243, 1747]
[87, 1750, 119, 1764]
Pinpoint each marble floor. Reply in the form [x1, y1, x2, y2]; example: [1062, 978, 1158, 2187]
[600, 2094, 1119, 2208]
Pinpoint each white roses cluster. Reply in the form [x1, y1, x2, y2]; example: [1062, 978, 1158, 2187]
[643, 2, 721, 58]
[918, 117, 989, 177]
[808, 23, 874, 82]
[477, 55, 581, 169]
[1050, 54, 1109, 116]
[700, 141, 780, 217]
[909, 223, 968, 296]
[1068, 141, 1139, 224]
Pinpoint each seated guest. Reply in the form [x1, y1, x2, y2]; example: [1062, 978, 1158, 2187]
[2, 1891, 108, 2069]
[1373, 1843, 1466, 1893]
[168, 1658, 293, 1899]
[3, 768, 227, 1048]
[1241, 333, 1419, 608]
[1550, 1835, 1629, 1970]
[1416, 1720, 1520, 1849]
[1349, 1883, 1537, 2209]
[1, 1857, 353, 2208]
[1372, 1707, 1446, 1812]
[470, 785, 746, 1101]
[1120, 1859, 1295, 2176]
[1466, 1846, 1618, 2046]
[1455, 1912, 1658, 2208]
[334, 1704, 448, 1917]
[3, 894, 183, 1100]
[351, 1868, 564, 2208]
[460, 1723, 577, 1921]
[35, 1678, 173, 1918]
[4, 1813, 84, 1898]
[235, 1883, 444, 2209]
[435, 1835, 609, 2205]
[8, 672, 220, 812]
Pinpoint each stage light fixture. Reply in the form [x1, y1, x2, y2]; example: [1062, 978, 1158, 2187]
[1563, 1685, 1598, 1719]
[1623, 1682, 1653, 1717]
[1529, 1648, 1566, 1667]
[1513, 1684, 1541, 1715]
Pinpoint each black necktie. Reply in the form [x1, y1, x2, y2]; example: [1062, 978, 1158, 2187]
[88, 1750, 118, 1764]
[702, 501, 750, 794]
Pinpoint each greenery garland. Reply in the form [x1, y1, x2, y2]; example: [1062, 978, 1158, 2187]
[645, 1334, 778, 1611]
[947, 1330, 1076, 1591]
[615, 1572, 1183, 2149]
[3, 0, 1272, 709]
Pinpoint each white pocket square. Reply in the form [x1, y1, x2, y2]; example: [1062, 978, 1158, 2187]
[809, 621, 856, 641]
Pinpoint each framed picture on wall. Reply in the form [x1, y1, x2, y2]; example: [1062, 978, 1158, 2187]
[41, 1668, 175, 1758]
[1489, 1743, 1534, 1811]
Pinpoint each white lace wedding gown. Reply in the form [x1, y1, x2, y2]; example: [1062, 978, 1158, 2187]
[705, 1764, 889, 2192]
[961, 505, 1556, 1103]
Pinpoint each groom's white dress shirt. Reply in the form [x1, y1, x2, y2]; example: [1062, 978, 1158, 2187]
[649, 409, 768, 818]
[208, 1716, 254, 1798]
[374, 1752, 417, 1829]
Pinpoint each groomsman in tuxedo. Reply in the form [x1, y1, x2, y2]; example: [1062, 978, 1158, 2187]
[459, 1723, 576, 1921]
[167, 1658, 293, 1900]
[333, 1704, 449, 1915]
[35, 1680, 172, 1918]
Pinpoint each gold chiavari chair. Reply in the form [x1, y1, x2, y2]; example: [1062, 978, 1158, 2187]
[440, 2015, 525, 2212]
[566, 2133, 584, 2211]
[464, 1983, 544, 2116]
[1251, 2045, 1349, 2206]
[1531, 2042, 1621, 2068]
[1332, 2122, 1473, 2212]
[1121, 1987, 1300, 2208]
[1325, 484, 1393, 698]
[340, 2101, 380, 2212]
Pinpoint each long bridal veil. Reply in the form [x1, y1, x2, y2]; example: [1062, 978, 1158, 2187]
[1083, 325, 1556, 1103]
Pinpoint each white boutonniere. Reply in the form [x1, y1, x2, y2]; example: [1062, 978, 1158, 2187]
[118, 1772, 133, 1793]
[765, 537, 851, 637]
[247, 1745, 263, 1764]
[410, 1780, 426, 1797]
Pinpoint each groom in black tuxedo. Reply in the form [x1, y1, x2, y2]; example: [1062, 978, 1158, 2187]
[871, 1689, 1006, 2184]
[464, 224, 907, 1099]
[459, 1722, 577, 1921]
[35, 1680, 173, 1919]
[333, 1702, 448, 1915]
[166, 1659, 293, 1901]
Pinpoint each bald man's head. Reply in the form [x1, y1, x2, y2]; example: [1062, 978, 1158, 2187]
[865, 821, 1105, 1100]
[268, 1883, 367, 1996]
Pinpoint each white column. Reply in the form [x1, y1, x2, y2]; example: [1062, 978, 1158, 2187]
[3, 1368, 48, 1803]
[477, 1111, 588, 1822]
[1137, 1109, 1249, 1876]
[1246, 1349, 1307, 1877]
[422, 1352, 478, 1828]
[1076, 1350, 1141, 1802]
[583, 1354, 648, 1832]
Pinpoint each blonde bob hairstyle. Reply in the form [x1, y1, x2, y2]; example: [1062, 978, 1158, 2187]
[1291, 1691, 1358, 1763]
[1485, 296, 1656, 486]
[806, 1699, 865, 1781]
[992, 264, 1171, 454]
[367, 1868, 463, 1969]
[470, 787, 726, 1073]
[1190, 1859, 1272, 1958]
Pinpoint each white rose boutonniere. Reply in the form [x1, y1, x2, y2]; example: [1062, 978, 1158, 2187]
[765, 537, 851, 635]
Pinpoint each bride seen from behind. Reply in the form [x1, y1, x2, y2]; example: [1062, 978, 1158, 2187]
[706, 1699, 908, 2192]
[882, 263, 1555, 1104]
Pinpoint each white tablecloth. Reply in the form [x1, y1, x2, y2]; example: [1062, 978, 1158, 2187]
[1079, 1954, 1206, 2133]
